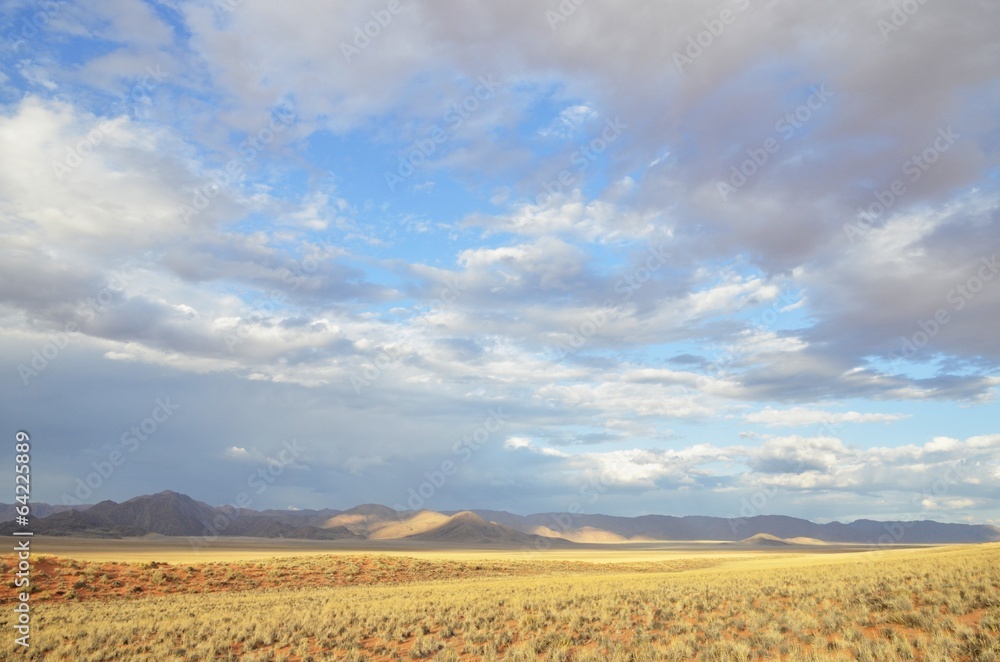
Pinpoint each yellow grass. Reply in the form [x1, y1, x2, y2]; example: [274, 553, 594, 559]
[1, 542, 996, 660]
[26, 535, 896, 564]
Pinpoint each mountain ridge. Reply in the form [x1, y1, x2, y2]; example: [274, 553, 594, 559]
[3, 492, 998, 544]
[445, 510, 1000, 544]
[0, 491, 357, 540]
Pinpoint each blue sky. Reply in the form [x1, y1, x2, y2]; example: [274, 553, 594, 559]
[1, 0, 999, 525]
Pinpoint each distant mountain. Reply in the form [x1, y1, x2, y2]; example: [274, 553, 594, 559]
[529, 524, 628, 543]
[402, 511, 553, 546]
[0, 491, 357, 540]
[322, 504, 431, 538]
[241, 507, 345, 529]
[448, 511, 1000, 545]
[88, 490, 216, 536]
[0, 502, 90, 521]
[8, 492, 999, 544]
[8, 508, 147, 538]
[735, 533, 794, 547]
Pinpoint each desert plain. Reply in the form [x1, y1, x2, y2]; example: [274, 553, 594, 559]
[1, 536, 997, 661]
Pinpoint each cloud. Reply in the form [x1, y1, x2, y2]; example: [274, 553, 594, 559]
[511, 432, 1000, 519]
[744, 407, 910, 427]
[504, 437, 534, 450]
[538, 104, 599, 138]
[343, 455, 386, 475]
[1, 0, 997, 524]
[921, 497, 976, 511]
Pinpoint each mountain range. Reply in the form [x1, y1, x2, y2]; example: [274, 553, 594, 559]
[3, 491, 998, 545]
[446, 509, 1000, 544]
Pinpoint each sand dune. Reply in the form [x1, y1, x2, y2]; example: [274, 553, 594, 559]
[785, 536, 828, 545]
[404, 512, 544, 545]
[530, 525, 628, 543]
[369, 511, 453, 540]
[325, 506, 467, 540]
[735, 533, 833, 547]
[737, 533, 794, 546]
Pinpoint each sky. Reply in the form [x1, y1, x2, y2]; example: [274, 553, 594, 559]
[1, 0, 998, 525]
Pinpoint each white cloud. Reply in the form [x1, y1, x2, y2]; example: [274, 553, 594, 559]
[538, 104, 598, 138]
[465, 192, 660, 242]
[512, 432, 998, 506]
[745, 407, 910, 427]
[504, 437, 534, 450]
[921, 497, 976, 511]
[926, 436, 961, 453]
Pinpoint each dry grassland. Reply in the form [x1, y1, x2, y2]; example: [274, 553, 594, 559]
[0, 543, 996, 661]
